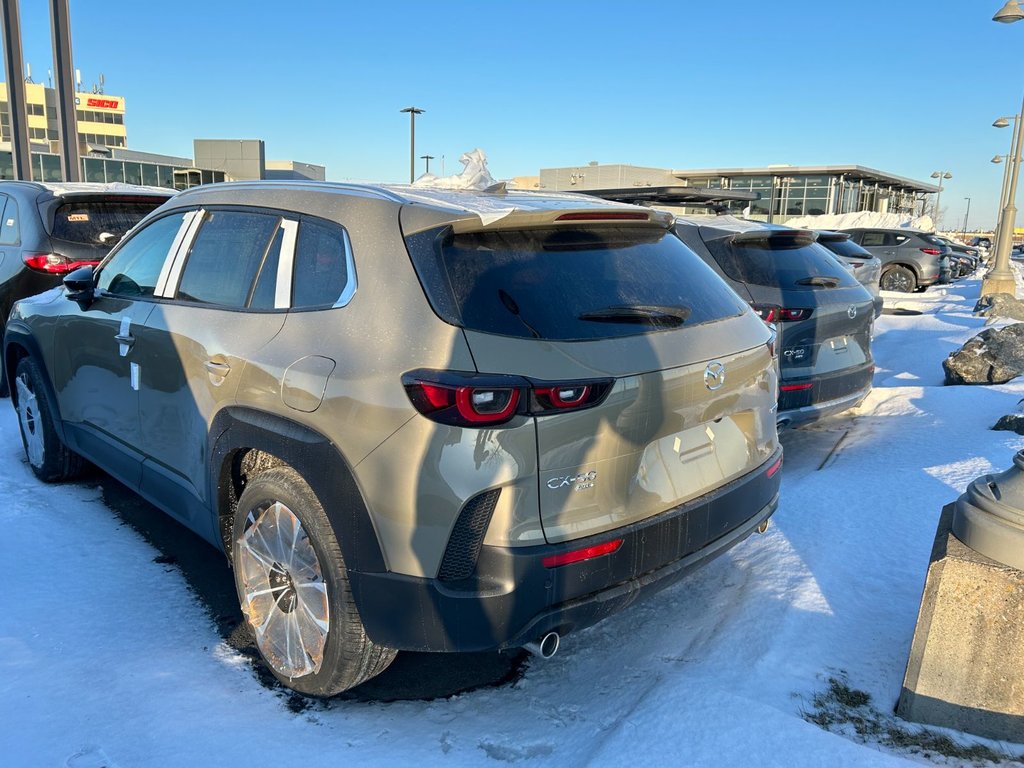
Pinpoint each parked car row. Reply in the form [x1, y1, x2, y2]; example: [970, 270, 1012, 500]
[1, 180, 892, 698]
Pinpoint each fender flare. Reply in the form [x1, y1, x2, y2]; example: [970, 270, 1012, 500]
[208, 406, 387, 574]
[3, 324, 68, 444]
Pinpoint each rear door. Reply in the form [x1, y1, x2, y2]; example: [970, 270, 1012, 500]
[417, 223, 779, 544]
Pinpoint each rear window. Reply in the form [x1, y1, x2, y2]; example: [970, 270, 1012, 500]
[50, 198, 166, 245]
[704, 231, 860, 290]
[406, 225, 747, 341]
[817, 236, 872, 260]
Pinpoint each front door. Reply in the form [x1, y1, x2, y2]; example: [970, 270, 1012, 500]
[52, 211, 191, 488]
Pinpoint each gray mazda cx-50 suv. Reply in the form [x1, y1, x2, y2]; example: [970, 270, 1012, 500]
[841, 227, 952, 292]
[674, 217, 875, 428]
[5, 183, 783, 695]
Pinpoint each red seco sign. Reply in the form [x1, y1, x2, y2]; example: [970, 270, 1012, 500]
[86, 98, 119, 109]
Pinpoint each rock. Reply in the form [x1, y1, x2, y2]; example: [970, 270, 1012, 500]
[992, 414, 1024, 434]
[974, 292, 1024, 321]
[943, 323, 1024, 385]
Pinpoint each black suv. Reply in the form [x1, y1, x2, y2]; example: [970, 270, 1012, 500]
[840, 228, 952, 292]
[0, 181, 171, 392]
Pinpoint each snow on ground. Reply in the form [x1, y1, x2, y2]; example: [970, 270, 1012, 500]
[784, 211, 935, 231]
[3, 277, 1024, 767]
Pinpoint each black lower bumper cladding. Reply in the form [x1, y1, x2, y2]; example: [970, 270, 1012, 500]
[349, 447, 783, 652]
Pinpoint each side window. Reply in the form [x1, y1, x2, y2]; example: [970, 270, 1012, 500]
[175, 210, 281, 308]
[860, 231, 886, 247]
[0, 194, 20, 245]
[893, 234, 908, 246]
[97, 212, 186, 298]
[292, 219, 353, 308]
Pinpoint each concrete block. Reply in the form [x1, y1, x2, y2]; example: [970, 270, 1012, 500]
[897, 503, 1024, 743]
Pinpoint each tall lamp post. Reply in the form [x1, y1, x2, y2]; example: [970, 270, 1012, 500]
[930, 170, 953, 229]
[399, 106, 425, 184]
[991, 115, 1019, 252]
[983, 0, 1024, 296]
[963, 197, 972, 239]
[420, 154, 434, 175]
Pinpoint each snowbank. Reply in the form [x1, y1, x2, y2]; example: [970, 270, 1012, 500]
[783, 211, 935, 232]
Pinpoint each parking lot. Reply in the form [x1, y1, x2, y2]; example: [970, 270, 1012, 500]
[4, 274, 1023, 767]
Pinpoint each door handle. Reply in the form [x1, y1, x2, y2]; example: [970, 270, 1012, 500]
[114, 333, 135, 345]
[204, 360, 231, 376]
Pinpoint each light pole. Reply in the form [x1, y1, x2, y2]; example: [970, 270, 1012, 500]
[420, 154, 434, 175]
[991, 115, 1019, 255]
[399, 106, 424, 184]
[982, 2, 1024, 296]
[930, 170, 953, 229]
[963, 197, 972, 239]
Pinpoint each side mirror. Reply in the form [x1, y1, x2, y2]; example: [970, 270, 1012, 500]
[64, 265, 95, 308]
[98, 231, 121, 246]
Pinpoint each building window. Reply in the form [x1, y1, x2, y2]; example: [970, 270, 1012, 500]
[83, 157, 106, 183]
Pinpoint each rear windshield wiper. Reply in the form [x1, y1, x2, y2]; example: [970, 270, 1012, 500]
[577, 304, 691, 326]
[795, 276, 841, 288]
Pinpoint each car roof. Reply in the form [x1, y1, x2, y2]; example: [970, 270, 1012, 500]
[172, 180, 672, 234]
[0, 180, 173, 199]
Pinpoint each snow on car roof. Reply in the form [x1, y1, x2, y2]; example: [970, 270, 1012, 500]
[36, 181, 174, 197]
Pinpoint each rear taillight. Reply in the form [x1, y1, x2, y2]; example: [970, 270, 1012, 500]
[543, 538, 623, 568]
[22, 252, 98, 275]
[920, 247, 942, 256]
[752, 304, 813, 323]
[403, 370, 613, 427]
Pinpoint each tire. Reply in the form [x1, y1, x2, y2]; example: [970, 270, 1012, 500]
[232, 465, 396, 696]
[880, 265, 917, 293]
[13, 355, 83, 482]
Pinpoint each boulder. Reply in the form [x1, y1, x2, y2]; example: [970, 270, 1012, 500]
[993, 414, 1024, 435]
[943, 323, 1024, 385]
[974, 292, 1024, 321]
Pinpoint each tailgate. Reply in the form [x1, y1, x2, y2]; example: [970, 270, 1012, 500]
[465, 314, 778, 543]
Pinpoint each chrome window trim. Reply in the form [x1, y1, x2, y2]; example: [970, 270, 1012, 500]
[333, 228, 358, 308]
[275, 219, 298, 310]
[156, 208, 204, 298]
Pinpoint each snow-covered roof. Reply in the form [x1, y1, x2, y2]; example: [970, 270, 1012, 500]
[35, 181, 174, 197]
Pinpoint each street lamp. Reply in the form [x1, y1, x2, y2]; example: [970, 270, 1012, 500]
[990, 115, 1019, 258]
[994, 0, 1024, 22]
[930, 170, 953, 228]
[982, 4, 1024, 296]
[420, 154, 435, 175]
[963, 197, 972, 238]
[399, 106, 425, 184]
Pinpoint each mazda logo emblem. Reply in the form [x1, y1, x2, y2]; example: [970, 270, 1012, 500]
[704, 361, 726, 391]
[848, 305, 857, 319]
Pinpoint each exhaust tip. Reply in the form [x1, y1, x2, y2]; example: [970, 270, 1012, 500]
[525, 632, 560, 659]
[756, 517, 771, 534]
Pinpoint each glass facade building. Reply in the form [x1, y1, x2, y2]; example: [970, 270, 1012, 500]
[0, 149, 225, 190]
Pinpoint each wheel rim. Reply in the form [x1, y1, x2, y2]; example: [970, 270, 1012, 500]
[237, 501, 330, 679]
[15, 372, 44, 468]
[882, 270, 911, 292]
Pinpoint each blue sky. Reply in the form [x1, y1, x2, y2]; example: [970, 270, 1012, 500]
[7, 0, 1023, 228]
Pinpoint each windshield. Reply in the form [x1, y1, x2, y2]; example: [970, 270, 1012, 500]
[405, 225, 747, 341]
[703, 232, 861, 290]
[50, 198, 167, 245]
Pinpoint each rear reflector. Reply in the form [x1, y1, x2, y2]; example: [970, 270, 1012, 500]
[780, 382, 814, 392]
[555, 212, 649, 221]
[766, 456, 783, 479]
[543, 538, 623, 568]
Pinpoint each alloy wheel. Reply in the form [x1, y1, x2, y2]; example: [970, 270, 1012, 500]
[236, 501, 330, 679]
[16, 372, 44, 467]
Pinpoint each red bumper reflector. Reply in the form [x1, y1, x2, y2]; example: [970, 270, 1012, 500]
[766, 457, 783, 479]
[543, 538, 623, 568]
[780, 382, 814, 392]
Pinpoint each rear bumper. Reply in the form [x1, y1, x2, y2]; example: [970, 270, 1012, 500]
[348, 447, 783, 653]
[777, 363, 873, 426]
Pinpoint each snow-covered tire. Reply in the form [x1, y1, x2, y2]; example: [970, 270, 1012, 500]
[14, 355, 83, 482]
[880, 265, 916, 293]
[232, 465, 396, 696]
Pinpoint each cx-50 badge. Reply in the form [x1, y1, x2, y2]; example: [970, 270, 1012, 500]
[848, 305, 858, 319]
[704, 361, 726, 391]
[547, 470, 597, 491]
